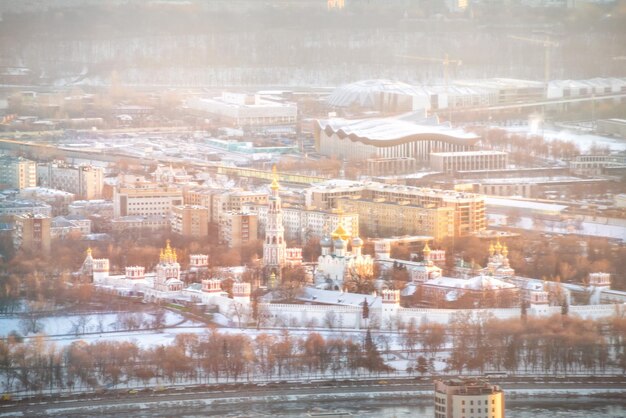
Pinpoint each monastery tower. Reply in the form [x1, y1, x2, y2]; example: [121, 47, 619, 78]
[263, 166, 287, 274]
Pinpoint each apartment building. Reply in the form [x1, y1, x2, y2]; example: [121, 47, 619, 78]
[171, 205, 209, 237]
[0, 156, 37, 189]
[337, 198, 454, 240]
[13, 213, 51, 254]
[219, 211, 258, 248]
[113, 182, 183, 218]
[37, 162, 104, 199]
[306, 181, 485, 237]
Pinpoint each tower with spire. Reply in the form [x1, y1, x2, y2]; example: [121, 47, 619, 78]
[263, 166, 287, 279]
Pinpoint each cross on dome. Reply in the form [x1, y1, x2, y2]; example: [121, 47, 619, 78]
[331, 224, 350, 241]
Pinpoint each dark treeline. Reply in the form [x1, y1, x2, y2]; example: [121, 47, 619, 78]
[1, 314, 625, 395]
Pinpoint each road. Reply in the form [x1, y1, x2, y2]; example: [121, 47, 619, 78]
[2, 378, 625, 417]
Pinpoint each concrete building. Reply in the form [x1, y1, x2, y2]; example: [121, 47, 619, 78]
[13, 213, 51, 254]
[337, 197, 455, 240]
[434, 378, 504, 418]
[430, 151, 508, 173]
[315, 117, 479, 165]
[19, 187, 75, 216]
[171, 205, 209, 237]
[111, 215, 170, 232]
[183, 187, 226, 222]
[37, 162, 104, 199]
[50, 215, 92, 239]
[0, 200, 52, 217]
[68, 199, 114, 219]
[113, 182, 183, 218]
[569, 154, 626, 176]
[185, 92, 297, 128]
[0, 156, 37, 189]
[306, 181, 486, 237]
[211, 190, 268, 224]
[219, 211, 258, 248]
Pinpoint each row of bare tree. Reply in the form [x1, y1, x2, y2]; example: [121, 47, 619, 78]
[2, 313, 625, 395]
[0, 329, 390, 395]
[446, 312, 626, 375]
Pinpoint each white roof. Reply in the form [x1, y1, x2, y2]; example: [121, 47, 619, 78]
[300, 287, 381, 308]
[327, 79, 427, 107]
[424, 275, 516, 291]
[318, 117, 478, 143]
[485, 197, 568, 213]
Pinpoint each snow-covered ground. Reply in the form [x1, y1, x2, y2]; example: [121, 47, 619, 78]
[0, 310, 196, 340]
[503, 125, 626, 153]
[489, 213, 626, 241]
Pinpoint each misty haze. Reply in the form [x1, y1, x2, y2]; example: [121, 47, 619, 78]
[0, 1, 625, 417]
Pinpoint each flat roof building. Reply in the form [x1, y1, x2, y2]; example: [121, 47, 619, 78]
[185, 92, 297, 128]
[219, 211, 258, 249]
[430, 151, 508, 173]
[13, 213, 51, 254]
[0, 156, 37, 190]
[435, 378, 504, 418]
[171, 205, 209, 237]
[306, 181, 486, 237]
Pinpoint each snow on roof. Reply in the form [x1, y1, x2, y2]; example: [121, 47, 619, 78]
[485, 197, 568, 213]
[300, 287, 381, 308]
[318, 117, 478, 143]
[327, 79, 427, 107]
[424, 275, 516, 291]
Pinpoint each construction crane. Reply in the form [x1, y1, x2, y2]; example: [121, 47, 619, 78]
[396, 54, 462, 88]
[508, 34, 559, 86]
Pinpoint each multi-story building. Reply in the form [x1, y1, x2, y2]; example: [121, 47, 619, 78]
[246, 203, 359, 243]
[430, 151, 508, 173]
[68, 199, 114, 219]
[219, 211, 259, 248]
[113, 182, 183, 218]
[171, 205, 209, 237]
[569, 154, 626, 176]
[111, 215, 170, 232]
[0, 200, 52, 217]
[306, 181, 485, 237]
[37, 162, 104, 199]
[50, 215, 92, 239]
[212, 190, 269, 224]
[183, 187, 226, 222]
[337, 198, 454, 240]
[13, 213, 51, 254]
[434, 378, 504, 418]
[19, 187, 75, 216]
[0, 156, 37, 189]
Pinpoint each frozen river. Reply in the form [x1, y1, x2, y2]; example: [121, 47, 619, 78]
[16, 395, 623, 418]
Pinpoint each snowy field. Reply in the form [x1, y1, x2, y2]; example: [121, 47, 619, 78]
[503, 125, 626, 153]
[0, 310, 199, 341]
[488, 213, 626, 241]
